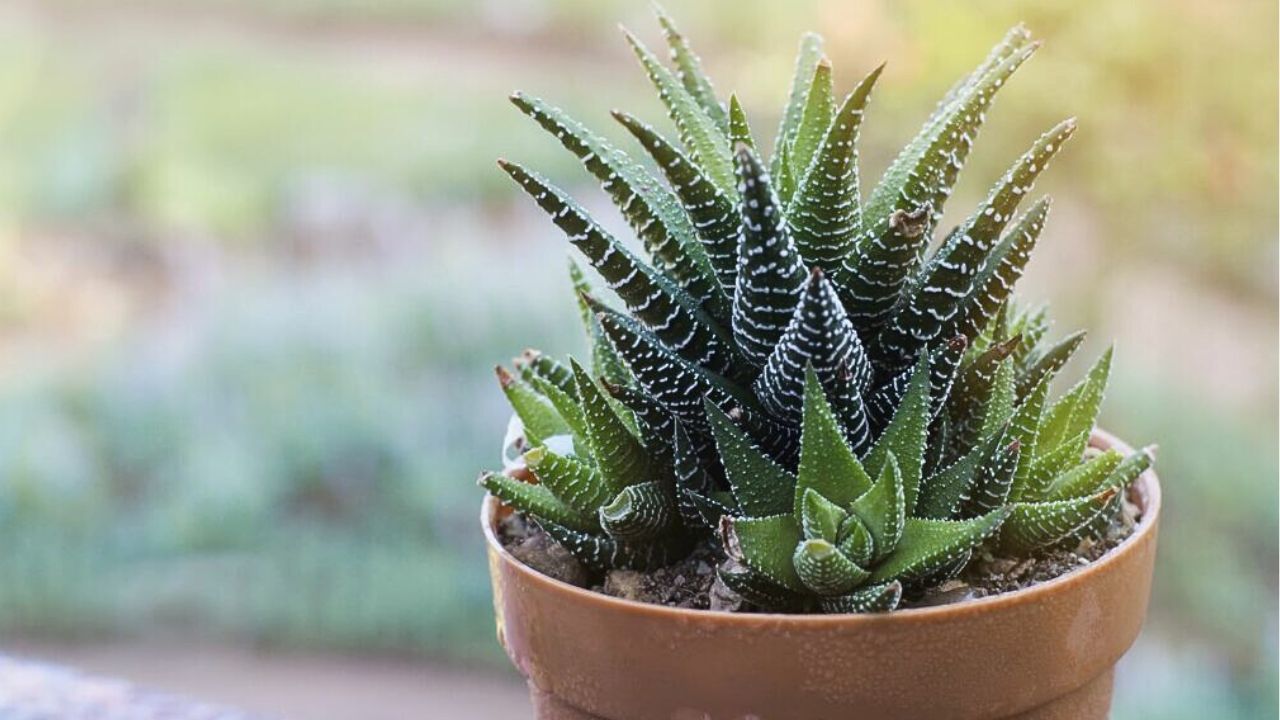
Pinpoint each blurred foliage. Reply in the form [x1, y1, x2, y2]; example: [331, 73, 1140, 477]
[0, 1, 1273, 719]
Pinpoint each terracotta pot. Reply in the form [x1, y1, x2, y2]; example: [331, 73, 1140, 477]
[484, 429, 1161, 720]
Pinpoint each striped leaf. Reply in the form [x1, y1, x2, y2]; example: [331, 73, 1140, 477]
[512, 93, 719, 311]
[571, 359, 650, 491]
[788, 64, 884, 270]
[569, 260, 631, 386]
[771, 32, 824, 179]
[795, 368, 875, 515]
[869, 508, 1010, 585]
[863, 355, 931, 513]
[599, 481, 681, 541]
[502, 160, 734, 373]
[591, 303, 749, 424]
[754, 270, 873, 434]
[480, 472, 596, 532]
[863, 34, 1037, 238]
[788, 57, 835, 191]
[654, 5, 729, 133]
[723, 513, 806, 592]
[731, 143, 809, 368]
[624, 30, 736, 194]
[794, 538, 869, 596]
[998, 490, 1116, 555]
[706, 399, 797, 516]
[524, 446, 612, 517]
[819, 581, 902, 613]
[948, 198, 1052, 343]
[1017, 329, 1085, 399]
[888, 120, 1074, 358]
[541, 519, 690, 572]
[614, 111, 740, 301]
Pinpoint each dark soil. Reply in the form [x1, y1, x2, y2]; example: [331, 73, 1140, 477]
[497, 513, 739, 609]
[497, 485, 1143, 613]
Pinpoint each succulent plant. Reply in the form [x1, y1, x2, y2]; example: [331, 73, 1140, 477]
[481, 9, 1154, 611]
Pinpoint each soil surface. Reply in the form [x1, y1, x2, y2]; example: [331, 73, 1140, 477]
[498, 485, 1143, 613]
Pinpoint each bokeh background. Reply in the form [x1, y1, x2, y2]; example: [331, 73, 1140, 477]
[0, 1, 1274, 718]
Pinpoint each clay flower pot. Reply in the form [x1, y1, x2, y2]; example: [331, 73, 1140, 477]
[483, 429, 1161, 720]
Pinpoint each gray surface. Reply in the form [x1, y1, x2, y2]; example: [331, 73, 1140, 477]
[0, 655, 265, 720]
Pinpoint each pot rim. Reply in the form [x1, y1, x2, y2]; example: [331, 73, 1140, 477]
[482, 427, 1161, 623]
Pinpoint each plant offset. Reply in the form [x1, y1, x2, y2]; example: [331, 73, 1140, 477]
[482, 9, 1153, 613]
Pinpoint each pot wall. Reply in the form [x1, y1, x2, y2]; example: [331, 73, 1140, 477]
[485, 430, 1161, 720]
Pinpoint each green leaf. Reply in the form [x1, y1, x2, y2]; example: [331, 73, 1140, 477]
[1095, 447, 1155, 494]
[818, 581, 903, 613]
[978, 360, 1018, 443]
[794, 538, 869, 596]
[1017, 330, 1085, 398]
[849, 453, 906, 561]
[512, 93, 717, 310]
[838, 203, 932, 331]
[501, 160, 734, 374]
[789, 57, 835, 187]
[522, 372, 586, 451]
[572, 359, 650, 491]
[864, 33, 1037, 238]
[614, 110, 740, 302]
[754, 272, 873, 434]
[480, 472, 596, 532]
[1043, 449, 1123, 501]
[962, 437, 1021, 517]
[863, 355, 931, 513]
[654, 5, 729, 132]
[788, 64, 884, 270]
[998, 491, 1115, 555]
[718, 565, 808, 611]
[730, 143, 809, 368]
[1039, 348, 1112, 451]
[800, 487, 848, 543]
[1018, 430, 1090, 501]
[795, 367, 874, 515]
[949, 196, 1053, 343]
[836, 514, 875, 566]
[916, 427, 1007, 520]
[728, 94, 756, 149]
[524, 446, 613, 517]
[519, 349, 576, 398]
[1008, 375, 1050, 497]
[870, 509, 1010, 585]
[776, 140, 799, 207]
[770, 32, 824, 179]
[706, 400, 796, 516]
[591, 304, 751, 425]
[599, 481, 680, 542]
[723, 514, 805, 592]
[569, 260, 631, 386]
[921, 118, 1076, 343]
[541, 520, 688, 572]
[496, 365, 568, 447]
[623, 30, 736, 194]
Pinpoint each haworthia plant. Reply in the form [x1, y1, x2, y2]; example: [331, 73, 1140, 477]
[481, 9, 1154, 612]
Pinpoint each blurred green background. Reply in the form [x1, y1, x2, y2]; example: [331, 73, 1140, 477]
[0, 0, 1274, 718]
